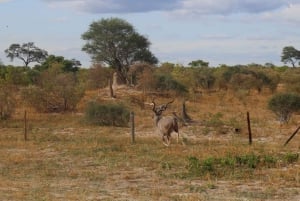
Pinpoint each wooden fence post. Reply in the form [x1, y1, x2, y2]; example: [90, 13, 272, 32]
[284, 125, 300, 146]
[247, 111, 252, 145]
[130, 111, 135, 144]
[24, 110, 28, 141]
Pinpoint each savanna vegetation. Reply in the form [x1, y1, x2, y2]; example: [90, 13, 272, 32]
[0, 17, 299, 200]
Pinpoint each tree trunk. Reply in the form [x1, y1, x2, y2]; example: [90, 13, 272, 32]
[64, 99, 67, 111]
[113, 72, 125, 86]
[114, 61, 128, 85]
[181, 100, 192, 123]
[109, 78, 116, 98]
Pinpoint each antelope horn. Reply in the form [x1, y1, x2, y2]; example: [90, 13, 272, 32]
[165, 99, 175, 108]
[151, 98, 156, 112]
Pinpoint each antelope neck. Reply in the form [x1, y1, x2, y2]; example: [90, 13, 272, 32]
[154, 114, 162, 125]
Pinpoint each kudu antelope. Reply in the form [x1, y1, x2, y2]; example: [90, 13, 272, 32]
[152, 99, 179, 146]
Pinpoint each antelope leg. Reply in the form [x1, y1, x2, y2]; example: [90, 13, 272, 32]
[162, 135, 169, 146]
[167, 135, 171, 146]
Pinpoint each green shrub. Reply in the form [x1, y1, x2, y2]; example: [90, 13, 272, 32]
[187, 156, 201, 176]
[84, 102, 130, 127]
[205, 112, 224, 127]
[268, 93, 300, 123]
[154, 74, 188, 95]
[185, 152, 298, 179]
[283, 152, 299, 164]
[235, 154, 260, 169]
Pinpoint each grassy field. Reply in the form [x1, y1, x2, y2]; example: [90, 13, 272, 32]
[0, 87, 299, 201]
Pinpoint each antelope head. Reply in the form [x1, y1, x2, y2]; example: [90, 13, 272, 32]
[152, 99, 174, 117]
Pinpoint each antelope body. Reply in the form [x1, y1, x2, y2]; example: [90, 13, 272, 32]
[152, 99, 179, 146]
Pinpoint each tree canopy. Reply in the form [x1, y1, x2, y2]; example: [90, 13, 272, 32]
[81, 17, 158, 84]
[35, 55, 81, 72]
[4, 42, 48, 67]
[188, 59, 209, 67]
[281, 46, 300, 67]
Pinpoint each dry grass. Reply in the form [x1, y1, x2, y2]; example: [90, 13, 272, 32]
[0, 87, 299, 201]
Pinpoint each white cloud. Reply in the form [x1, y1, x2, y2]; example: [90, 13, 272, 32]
[41, 0, 300, 25]
[43, 0, 180, 13]
[151, 33, 296, 65]
[168, 0, 291, 18]
[262, 3, 300, 23]
[37, 0, 300, 66]
[41, 0, 300, 18]
[44, 0, 84, 10]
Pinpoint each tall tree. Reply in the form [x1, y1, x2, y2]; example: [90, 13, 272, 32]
[281, 46, 300, 67]
[81, 17, 158, 84]
[5, 42, 48, 67]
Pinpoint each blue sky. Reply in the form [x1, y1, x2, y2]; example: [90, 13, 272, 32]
[1, 0, 300, 67]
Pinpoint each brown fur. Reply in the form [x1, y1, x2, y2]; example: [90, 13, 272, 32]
[152, 99, 179, 146]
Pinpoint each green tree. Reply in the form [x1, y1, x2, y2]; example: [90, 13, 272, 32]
[154, 73, 187, 95]
[188, 59, 209, 67]
[172, 66, 195, 89]
[268, 93, 300, 124]
[4, 66, 31, 86]
[5, 42, 48, 67]
[157, 62, 175, 74]
[281, 46, 300, 68]
[264, 62, 275, 68]
[220, 66, 278, 93]
[193, 67, 215, 90]
[0, 65, 34, 86]
[281, 69, 300, 94]
[35, 55, 81, 72]
[81, 17, 158, 84]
